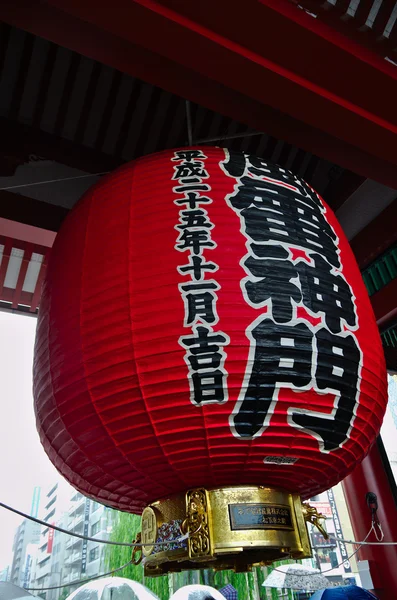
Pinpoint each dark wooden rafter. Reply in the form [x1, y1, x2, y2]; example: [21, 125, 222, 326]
[384, 346, 397, 372]
[0, 190, 69, 232]
[322, 171, 366, 212]
[350, 199, 397, 269]
[371, 278, 397, 327]
[292, 0, 397, 58]
[0, 116, 123, 175]
[1, 0, 397, 188]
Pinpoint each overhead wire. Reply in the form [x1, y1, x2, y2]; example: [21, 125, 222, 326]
[2, 489, 396, 589]
[0, 501, 187, 548]
[0, 172, 109, 191]
[270, 525, 372, 578]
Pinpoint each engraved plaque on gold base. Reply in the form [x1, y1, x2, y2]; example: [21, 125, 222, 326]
[138, 486, 325, 576]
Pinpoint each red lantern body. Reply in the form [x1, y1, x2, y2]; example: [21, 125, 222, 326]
[34, 148, 387, 514]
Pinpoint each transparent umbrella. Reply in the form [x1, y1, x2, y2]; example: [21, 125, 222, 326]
[262, 564, 332, 592]
[0, 582, 35, 600]
[170, 584, 226, 600]
[65, 577, 159, 600]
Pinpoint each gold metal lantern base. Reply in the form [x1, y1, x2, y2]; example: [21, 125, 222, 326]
[137, 486, 327, 576]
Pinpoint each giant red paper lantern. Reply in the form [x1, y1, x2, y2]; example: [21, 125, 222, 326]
[34, 148, 387, 515]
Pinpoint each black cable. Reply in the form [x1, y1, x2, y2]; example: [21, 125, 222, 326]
[0, 500, 187, 549]
[25, 560, 132, 591]
[0, 501, 135, 547]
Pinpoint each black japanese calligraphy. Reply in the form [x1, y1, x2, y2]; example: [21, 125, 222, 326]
[179, 280, 220, 327]
[231, 319, 313, 439]
[242, 247, 357, 333]
[178, 255, 218, 281]
[230, 318, 361, 451]
[180, 326, 229, 405]
[173, 150, 229, 405]
[222, 150, 361, 453]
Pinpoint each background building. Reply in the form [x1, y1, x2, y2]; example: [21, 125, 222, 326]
[62, 493, 113, 593]
[309, 483, 359, 587]
[10, 519, 40, 588]
[6, 481, 114, 599]
[0, 566, 10, 582]
[34, 480, 73, 596]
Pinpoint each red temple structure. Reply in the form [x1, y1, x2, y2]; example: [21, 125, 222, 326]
[0, 1, 396, 596]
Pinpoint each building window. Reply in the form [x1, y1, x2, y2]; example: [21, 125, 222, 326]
[47, 484, 58, 498]
[44, 509, 55, 522]
[45, 495, 57, 511]
[53, 542, 61, 555]
[90, 521, 100, 536]
[89, 547, 100, 562]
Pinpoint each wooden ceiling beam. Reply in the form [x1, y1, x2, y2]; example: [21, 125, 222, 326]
[0, 117, 123, 174]
[1, 0, 397, 189]
[293, 0, 397, 57]
[371, 278, 397, 327]
[322, 171, 366, 212]
[0, 191, 69, 232]
[384, 346, 397, 373]
[350, 199, 397, 269]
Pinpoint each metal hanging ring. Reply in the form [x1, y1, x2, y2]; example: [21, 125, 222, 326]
[131, 532, 143, 565]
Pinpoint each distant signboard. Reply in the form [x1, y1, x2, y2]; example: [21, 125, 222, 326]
[309, 501, 332, 519]
[47, 524, 55, 554]
[23, 555, 32, 588]
[327, 489, 352, 574]
[81, 499, 90, 573]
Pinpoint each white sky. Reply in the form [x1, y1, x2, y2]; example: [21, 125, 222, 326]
[0, 312, 61, 571]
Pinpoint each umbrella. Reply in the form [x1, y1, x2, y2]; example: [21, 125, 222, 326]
[0, 582, 35, 600]
[310, 586, 379, 599]
[219, 584, 237, 600]
[262, 563, 332, 591]
[169, 585, 226, 600]
[65, 577, 159, 600]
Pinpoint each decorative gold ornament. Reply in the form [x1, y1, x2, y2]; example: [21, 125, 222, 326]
[302, 502, 329, 539]
[131, 532, 143, 565]
[139, 486, 327, 576]
[183, 488, 212, 560]
[142, 506, 161, 557]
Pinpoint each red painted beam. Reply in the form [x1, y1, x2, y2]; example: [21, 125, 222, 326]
[294, 0, 397, 61]
[1, 287, 33, 307]
[12, 243, 33, 309]
[30, 257, 48, 314]
[0, 233, 52, 312]
[343, 441, 397, 600]
[0, 240, 12, 298]
[350, 200, 397, 269]
[35, 0, 397, 165]
[1, 0, 397, 189]
[154, 0, 397, 120]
